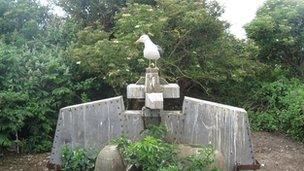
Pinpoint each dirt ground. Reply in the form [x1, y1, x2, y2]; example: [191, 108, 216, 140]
[0, 131, 303, 171]
[0, 152, 49, 171]
[252, 132, 304, 171]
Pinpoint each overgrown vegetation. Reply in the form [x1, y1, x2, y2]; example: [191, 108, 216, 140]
[245, 0, 304, 141]
[112, 125, 219, 171]
[0, 0, 303, 154]
[248, 78, 304, 140]
[60, 125, 218, 171]
[61, 146, 97, 171]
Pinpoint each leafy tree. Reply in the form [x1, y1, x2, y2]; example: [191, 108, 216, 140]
[0, 43, 72, 151]
[56, 0, 159, 29]
[0, 0, 93, 152]
[43, 17, 81, 48]
[0, 0, 49, 45]
[246, 0, 304, 76]
[57, 0, 127, 29]
[67, 0, 260, 101]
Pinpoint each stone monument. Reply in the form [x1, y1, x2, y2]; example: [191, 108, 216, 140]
[48, 66, 260, 171]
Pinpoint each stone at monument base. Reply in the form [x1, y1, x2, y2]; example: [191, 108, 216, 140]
[94, 145, 125, 171]
[94, 144, 225, 171]
[178, 144, 225, 171]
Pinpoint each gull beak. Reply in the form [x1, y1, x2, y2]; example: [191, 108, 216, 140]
[135, 38, 140, 44]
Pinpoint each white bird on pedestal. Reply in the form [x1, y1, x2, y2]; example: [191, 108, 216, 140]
[135, 34, 163, 68]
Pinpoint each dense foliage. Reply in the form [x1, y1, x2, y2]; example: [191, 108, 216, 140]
[67, 0, 261, 101]
[245, 0, 304, 141]
[112, 125, 219, 171]
[61, 146, 97, 171]
[0, 0, 100, 152]
[248, 78, 304, 140]
[0, 43, 73, 151]
[246, 0, 304, 76]
[60, 125, 218, 171]
[0, 0, 303, 154]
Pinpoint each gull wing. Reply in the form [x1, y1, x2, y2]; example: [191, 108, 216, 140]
[156, 45, 164, 56]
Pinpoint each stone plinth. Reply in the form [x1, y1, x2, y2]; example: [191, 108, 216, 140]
[127, 83, 179, 99]
[145, 68, 161, 93]
[145, 93, 163, 109]
[127, 67, 180, 100]
[127, 84, 145, 98]
[163, 84, 180, 98]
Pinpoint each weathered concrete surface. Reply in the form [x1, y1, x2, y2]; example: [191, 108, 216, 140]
[163, 84, 180, 98]
[127, 67, 179, 99]
[127, 84, 180, 99]
[127, 84, 145, 98]
[142, 108, 161, 128]
[50, 95, 256, 170]
[161, 111, 184, 143]
[145, 68, 161, 93]
[145, 93, 163, 109]
[181, 96, 255, 171]
[121, 110, 144, 141]
[94, 145, 125, 171]
[50, 96, 126, 165]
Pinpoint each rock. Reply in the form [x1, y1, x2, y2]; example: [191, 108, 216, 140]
[211, 150, 225, 171]
[177, 144, 200, 159]
[94, 145, 125, 171]
[177, 144, 225, 170]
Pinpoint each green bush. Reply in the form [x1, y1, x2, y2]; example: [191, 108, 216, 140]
[248, 78, 304, 140]
[113, 125, 219, 171]
[0, 43, 75, 152]
[246, 0, 304, 76]
[185, 147, 218, 171]
[124, 136, 178, 171]
[61, 146, 97, 171]
[141, 124, 168, 139]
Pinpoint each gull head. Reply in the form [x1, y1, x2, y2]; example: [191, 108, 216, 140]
[135, 34, 150, 44]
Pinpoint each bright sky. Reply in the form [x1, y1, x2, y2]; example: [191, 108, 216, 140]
[40, 0, 267, 39]
[216, 0, 266, 39]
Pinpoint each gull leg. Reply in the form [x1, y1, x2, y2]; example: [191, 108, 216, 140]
[155, 60, 157, 68]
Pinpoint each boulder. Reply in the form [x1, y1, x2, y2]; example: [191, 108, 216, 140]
[178, 144, 225, 170]
[94, 145, 125, 171]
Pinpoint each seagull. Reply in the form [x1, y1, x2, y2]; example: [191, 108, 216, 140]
[135, 34, 163, 68]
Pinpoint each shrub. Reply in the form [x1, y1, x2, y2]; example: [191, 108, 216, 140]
[185, 147, 217, 171]
[0, 43, 75, 152]
[113, 125, 219, 171]
[124, 136, 178, 171]
[248, 78, 304, 140]
[141, 124, 168, 139]
[61, 146, 97, 171]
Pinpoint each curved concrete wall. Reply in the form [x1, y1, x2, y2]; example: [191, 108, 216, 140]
[50, 96, 125, 165]
[181, 97, 255, 171]
[50, 96, 256, 171]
